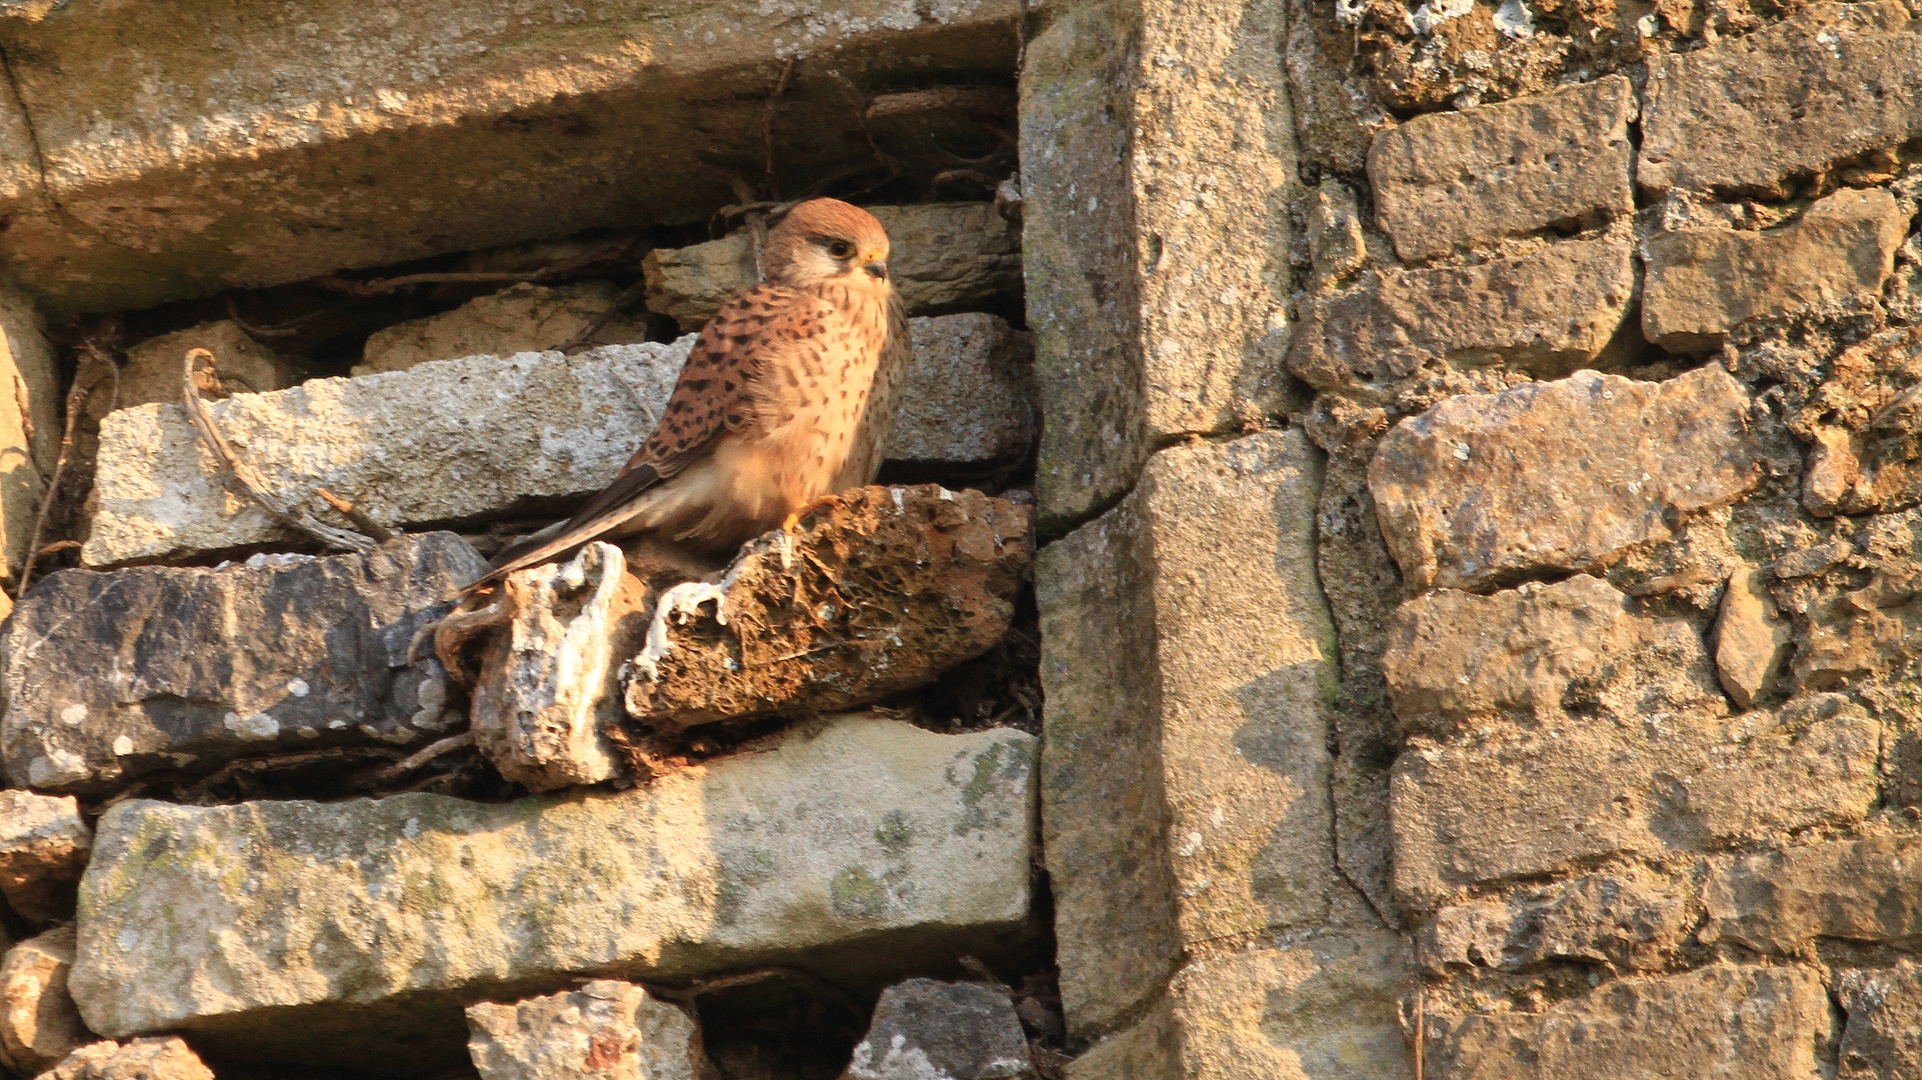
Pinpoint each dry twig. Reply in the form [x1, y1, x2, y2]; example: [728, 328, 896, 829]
[557, 279, 649, 354]
[19, 347, 116, 593]
[315, 487, 397, 543]
[181, 348, 376, 555]
[865, 85, 1016, 121]
[372, 731, 475, 783]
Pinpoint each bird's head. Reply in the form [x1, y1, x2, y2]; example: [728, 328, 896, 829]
[761, 198, 893, 291]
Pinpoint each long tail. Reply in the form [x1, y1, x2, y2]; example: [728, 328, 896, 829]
[463, 465, 665, 593]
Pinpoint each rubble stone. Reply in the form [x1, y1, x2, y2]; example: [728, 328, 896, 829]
[1392, 694, 1879, 909]
[102, 321, 301, 419]
[1368, 366, 1764, 592]
[0, 283, 60, 585]
[1837, 962, 1922, 1080]
[356, 282, 652, 376]
[1714, 565, 1793, 709]
[1793, 557, 1922, 692]
[465, 981, 710, 1080]
[643, 203, 1023, 331]
[0, 926, 89, 1077]
[70, 713, 1036, 1071]
[1304, 182, 1366, 292]
[0, 793, 90, 923]
[36, 1038, 214, 1080]
[626, 485, 1029, 735]
[1642, 187, 1909, 350]
[1788, 325, 1922, 516]
[845, 979, 1032, 1080]
[1427, 965, 1830, 1079]
[891, 314, 1033, 466]
[1420, 875, 1691, 976]
[1368, 76, 1636, 263]
[1383, 575, 1725, 740]
[3, 533, 484, 796]
[1287, 238, 1634, 398]
[1038, 430, 1339, 1035]
[1640, 1, 1922, 197]
[1701, 835, 1922, 954]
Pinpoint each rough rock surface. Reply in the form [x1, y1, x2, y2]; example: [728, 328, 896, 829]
[0, 284, 62, 587]
[1787, 324, 1922, 516]
[356, 282, 652, 376]
[1420, 875, 1690, 976]
[891, 314, 1033, 466]
[1369, 366, 1764, 591]
[1701, 835, 1922, 954]
[626, 485, 1030, 735]
[5, 534, 482, 796]
[70, 713, 1036, 1071]
[38, 1038, 215, 1080]
[102, 321, 300, 420]
[643, 203, 1023, 330]
[1427, 965, 1830, 1079]
[0, 793, 90, 923]
[465, 981, 711, 1080]
[1287, 238, 1634, 398]
[1368, 76, 1636, 262]
[845, 979, 1032, 1080]
[0, 926, 88, 1077]
[1715, 565, 1794, 709]
[1837, 962, 1922, 1080]
[1640, 1, 1922, 197]
[1641, 187, 1909, 350]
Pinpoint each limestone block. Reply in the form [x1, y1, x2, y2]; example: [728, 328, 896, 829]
[1383, 575, 1725, 740]
[643, 204, 1022, 331]
[1039, 430, 1338, 1035]
[1368, 366, 1764, 592]
[1392, 694, 1878, 909]
[891, 314, 1033, 467]
[1700, 835, 1922, 954]
[1640, 1, 1922, 197]
[0, 926, 89, 1077]
[845, 979, 1031, 1080]
[3, 534, 485, 796]
[626, 485, 1030, 735]
[1714, 565, 1793, 709]
[1287, 238, 1634, 398]
[1426, 965, 1829, 1080]
[1066, 932, 1413, 1080]
[0, 0, 1020, 316]
[465, 981, 711, 1080]
[36, 1038, 214, 1080]
[0, 793, 90, 923]
[471, 543, 634, 792]
[0, 283, 59, 584]
[69, 714, 1037, 1072]
[1368, 76, 1636, 263]
[1642, 187, 1909, 350]
[1837, 962, 1922, 1080]
[357, 282, 652, 376]
[101, 321, 300, 420]
[1420, 875, 1690, 976]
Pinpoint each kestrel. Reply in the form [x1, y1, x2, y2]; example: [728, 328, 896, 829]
[478, 198, 909, 586]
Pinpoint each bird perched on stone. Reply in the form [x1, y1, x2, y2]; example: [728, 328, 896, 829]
[477, 198, 909, 587]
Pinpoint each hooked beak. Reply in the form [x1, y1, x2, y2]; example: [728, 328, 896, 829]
[864, 260, 888, 281]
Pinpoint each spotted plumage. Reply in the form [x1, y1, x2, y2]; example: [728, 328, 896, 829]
[478, 198, 909, 586]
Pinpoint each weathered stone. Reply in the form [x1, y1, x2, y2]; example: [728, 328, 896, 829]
[0, 926, 89, 1077]
[0, 2, 1020, 316]
[0, 282, 60, 586]
[1368, 366, 1764, 592]
[1067, 931, 1413, 1080]
[626, 485, 1030, 735]
[1368, 76, 1636, 263]
[1039, 430, 1339, 1036]
[891, 314, 1033, 467]
[1304, 182, 1366, 292]
[0, 793, 90, 923]
[1714, 565, 1793, 709]
[1837, 962, 1922, 1080]
[1642, 187, 1909, 350]
[84, 341, 692, 567]
[1640, 1, 1922, 197]
[1420, 875, 1690, 976]
[643, 204, 1022, 331]
[472, 543, 637, 792]
[1793, 557, 1922, 692]
[465, 981, 711, 1080]
[846, 979, 1031, 1080]
[70, 714, 1036, 1072]
[1288, 238, 1635, 399]
[1383, 575, 1724, 740]
[1701, 835, 1922, 954]
[101, 320, 301, 420]
[1788, 325, 1922, 516]
[1393, 694, 1878, 908]
[37, 1038, 213, 1080]
[1427, 965, 1829, 1080]
[356, 282, 652, 376]
[4, 533, 485, 795]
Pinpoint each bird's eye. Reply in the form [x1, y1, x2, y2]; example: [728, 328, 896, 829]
[827, 240, 854, 259]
